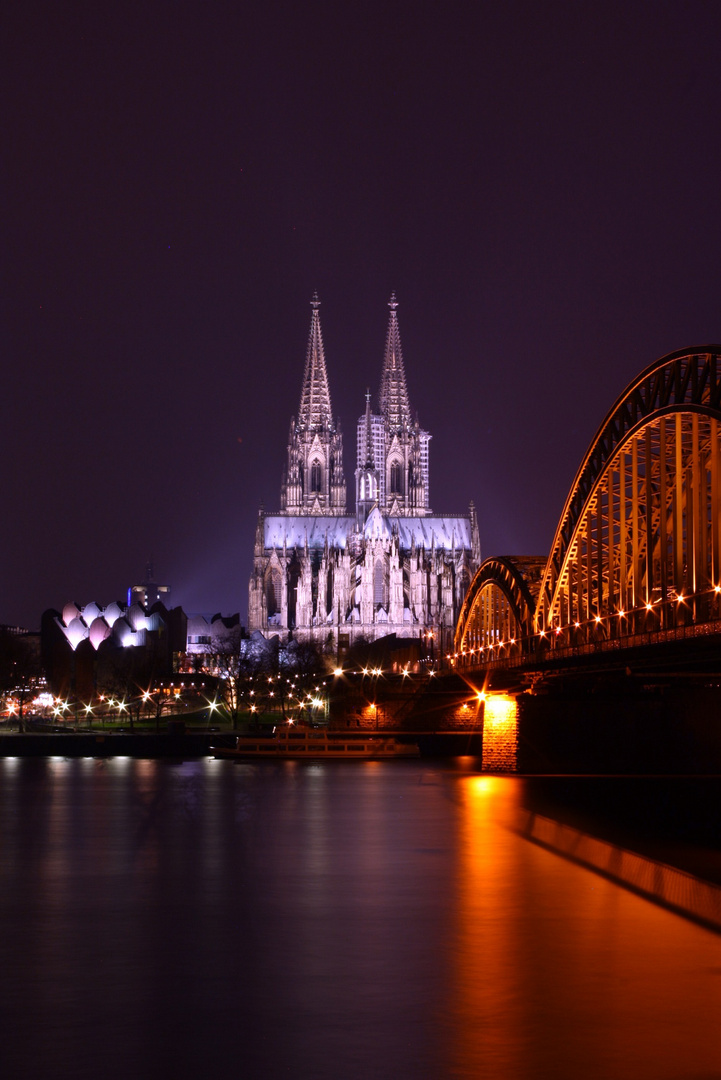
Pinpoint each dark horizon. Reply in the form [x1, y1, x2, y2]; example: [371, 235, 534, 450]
[6, 2, 721, 629]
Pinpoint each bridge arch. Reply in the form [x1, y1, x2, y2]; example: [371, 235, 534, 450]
[454, 556, 545, 658]
[535, 347, 721, 641]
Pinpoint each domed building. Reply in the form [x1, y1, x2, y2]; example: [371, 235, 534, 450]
[248, 294, 480, 657]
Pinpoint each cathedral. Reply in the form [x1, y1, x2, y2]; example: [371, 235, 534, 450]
[248, 293, 480, 655]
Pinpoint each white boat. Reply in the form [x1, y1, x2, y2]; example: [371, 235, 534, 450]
[212, 724, 419, 760]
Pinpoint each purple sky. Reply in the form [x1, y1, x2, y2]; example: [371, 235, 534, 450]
[5, 1, 721, 628]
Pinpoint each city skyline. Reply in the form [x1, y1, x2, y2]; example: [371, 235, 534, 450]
[6, 2, 721, 627]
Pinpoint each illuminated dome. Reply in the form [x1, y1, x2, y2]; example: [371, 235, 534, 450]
[81, 601, 102, 625]
[88, 617, 111, 650]
[64, 616, 88, 650]
[104, 602, 123, 627]
[62, 602, 81, 627]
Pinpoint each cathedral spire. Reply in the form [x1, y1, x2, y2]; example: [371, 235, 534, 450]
[379, 292, 411, 432]
[280, 293, 346, 515]
[297, 292, 333, 432]
[363, 388, 373, 468]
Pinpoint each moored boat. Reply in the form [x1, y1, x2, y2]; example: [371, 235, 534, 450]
[212, 724, 418, 760]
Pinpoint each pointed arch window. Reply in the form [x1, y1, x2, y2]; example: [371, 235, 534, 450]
[311, 460, 322, 492]
[374, 560, 387, 607]
[266, 569, 282, 617]
[390, 461, 403, 495]
[361, 471, 377, 502]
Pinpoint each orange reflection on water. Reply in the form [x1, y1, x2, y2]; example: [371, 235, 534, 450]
[481, 694, 518, 772]
[447, 775, 721, 1079]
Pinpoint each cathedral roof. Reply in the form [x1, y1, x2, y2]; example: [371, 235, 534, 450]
[263, 513, 474, 551]
[297, 292, 334, 433]
[378, 292, 412, 432]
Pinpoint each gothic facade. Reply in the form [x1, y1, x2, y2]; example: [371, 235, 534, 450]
[248, 294, 480, 655]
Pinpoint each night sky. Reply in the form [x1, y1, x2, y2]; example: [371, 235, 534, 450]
[5, 1, 721, 629]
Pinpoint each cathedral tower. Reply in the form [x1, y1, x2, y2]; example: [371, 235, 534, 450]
[281, 293, 347, 514]
[355, 293, 431, 517]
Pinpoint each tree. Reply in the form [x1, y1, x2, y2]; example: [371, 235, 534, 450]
[0, 629, 43, 732]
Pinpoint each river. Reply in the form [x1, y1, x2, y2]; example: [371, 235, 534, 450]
[0, 755, 719, 1079]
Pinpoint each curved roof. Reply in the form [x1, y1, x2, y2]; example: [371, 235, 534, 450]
[537, 346, 721, 620]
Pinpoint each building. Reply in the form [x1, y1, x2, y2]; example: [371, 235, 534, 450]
[248, 294, 481, 656]
[128, 561, 171, 609]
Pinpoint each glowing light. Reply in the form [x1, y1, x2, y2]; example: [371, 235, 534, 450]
[595, 615, 602, 624]
[483, 693, 517, 724]
[333, 668, 343, 676]
[539, 630, 546, 638]
[646, 603, 653, 612]
[715, 585, 721, 595]
[619, 610, 625, 618]
[477, 691, 486, 702]
[574, 622, 580, 629]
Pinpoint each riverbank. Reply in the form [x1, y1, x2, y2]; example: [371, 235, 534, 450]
[0, 729, 238, 757]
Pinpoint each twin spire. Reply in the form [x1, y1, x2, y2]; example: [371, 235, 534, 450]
[297, 290, 411, 430]
[297, 291, 334, 433]
[379, 292, 412, 432]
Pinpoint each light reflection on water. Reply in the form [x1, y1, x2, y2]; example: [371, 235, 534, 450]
[0, 758, 719, 1080]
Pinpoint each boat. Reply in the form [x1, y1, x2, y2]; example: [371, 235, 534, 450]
[212, 724, 419, 760]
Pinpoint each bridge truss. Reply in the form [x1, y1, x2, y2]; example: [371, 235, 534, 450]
[455, 347, 721, 664]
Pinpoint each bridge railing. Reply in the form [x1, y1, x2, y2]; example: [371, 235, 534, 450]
[451, 616, 721, 671]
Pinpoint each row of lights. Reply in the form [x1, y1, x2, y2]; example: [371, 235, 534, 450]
[454, 584, 721, 661]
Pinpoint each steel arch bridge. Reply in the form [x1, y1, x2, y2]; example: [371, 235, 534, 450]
[455, 346, 721, 665]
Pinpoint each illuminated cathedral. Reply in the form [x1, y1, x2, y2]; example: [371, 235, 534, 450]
[248, 293, 480, 654]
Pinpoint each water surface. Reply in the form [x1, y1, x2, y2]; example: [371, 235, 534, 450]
[0, 757, 719, 1079]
